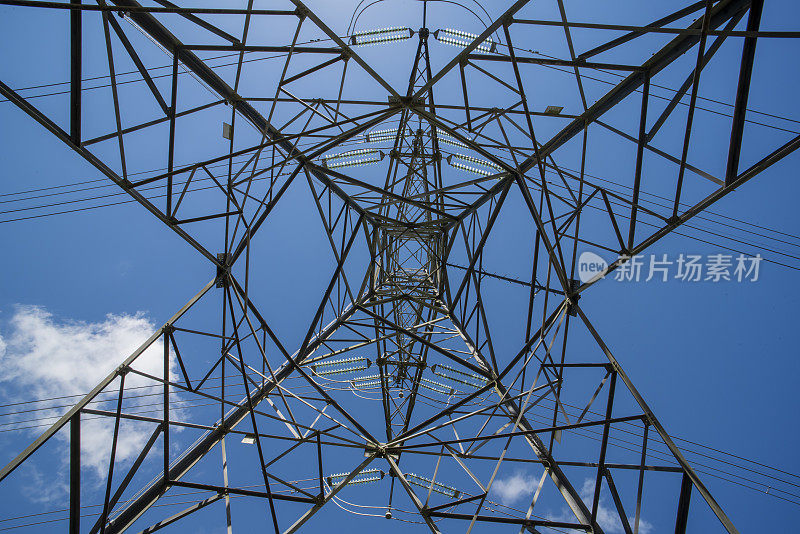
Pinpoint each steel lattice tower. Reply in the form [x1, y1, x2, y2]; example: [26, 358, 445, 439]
[0, 1, 796, 533]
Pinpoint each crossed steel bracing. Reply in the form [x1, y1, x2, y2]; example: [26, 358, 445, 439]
[1, 0, 797, 532]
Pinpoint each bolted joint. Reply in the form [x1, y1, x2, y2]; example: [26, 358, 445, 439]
[162, 324, 175, 335]
[214, 421, 232, 434]
[215, 252, 231, 288]
[387, 95, 424, 108]
[294, 5, 308, 20]
[567, 279, 581, 317]
[363, 442, 382, 458]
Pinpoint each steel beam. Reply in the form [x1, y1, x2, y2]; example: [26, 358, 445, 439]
[69, 0, 80, 144]
[69, 413, 80, 534]
[445, 314, 602, 533]
[725, 0, 764, 184]
[103, 298, 365, 533]
[517, 0, 751, 176]
[0, 279, 215, 483]
[675, 473, 693, 534]
[574, 305, 738, 533]
[106, 0, 390, 234]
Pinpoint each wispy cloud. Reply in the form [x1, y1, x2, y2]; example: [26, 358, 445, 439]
[20, 465, 68, 504]
[492, 471, 539, 505]
[0, 306, 180, 485]
[548, 478, 653, 534]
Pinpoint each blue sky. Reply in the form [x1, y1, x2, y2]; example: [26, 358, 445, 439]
[0, 1, 798, 533]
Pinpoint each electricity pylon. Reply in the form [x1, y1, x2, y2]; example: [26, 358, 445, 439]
[0, 1, 795, 533]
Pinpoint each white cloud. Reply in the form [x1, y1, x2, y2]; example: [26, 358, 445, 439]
[579, 478, 653, 534]
[492, 471, 539, 505]
[0, 306, 181, 483]
[20, 465, 68, 504]
[549, 478, 653, 534]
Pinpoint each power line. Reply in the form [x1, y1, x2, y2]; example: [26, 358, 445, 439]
[1, 373, 798, 503]
[2, 30, 798, 137]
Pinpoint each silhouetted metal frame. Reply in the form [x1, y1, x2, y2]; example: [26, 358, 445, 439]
[0, 1, 796, 533]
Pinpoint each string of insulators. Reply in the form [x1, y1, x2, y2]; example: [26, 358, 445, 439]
[435, 131, 468, 148]
[351, 374, 382, 389]
[351, 27, 413, 46]
[322, 149, 384, 169]
[353, 374, 381, 382]
[353, 380, 381, 389]
[451, 152, 503, 170]
[419, 378, 455, 395]
[448, 159, 493, 176]
[406, 473, 461, 498]
[312, 356, 371, 376]
[431, 363, 488, 389]
[364, 128, 398, 143]
[434, 28, 497, 53]
[327, 469, 385, 487]
[326, 148, 376, 159]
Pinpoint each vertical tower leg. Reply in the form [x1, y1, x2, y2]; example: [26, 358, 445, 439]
[70, 413, 80, 534]
[675, 473, 693, 534]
